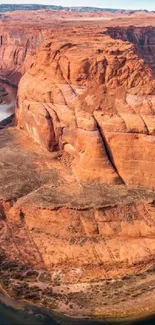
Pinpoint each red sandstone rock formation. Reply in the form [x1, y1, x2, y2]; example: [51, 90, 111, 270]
[0, 127, 155, 322]
[106, 26, 155, 76]
[0, 25, 54, 85]
[0, 13, 155, 324]
[16, 33, 155, 188]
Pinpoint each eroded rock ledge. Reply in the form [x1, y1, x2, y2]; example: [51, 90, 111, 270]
[106, 26, 155, 76]
[0, 127, 155, 323]
[0, 22, 155, 324]
[16, 32, 155, 188]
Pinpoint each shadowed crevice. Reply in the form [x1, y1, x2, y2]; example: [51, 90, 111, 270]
[93, 115, 125, 185]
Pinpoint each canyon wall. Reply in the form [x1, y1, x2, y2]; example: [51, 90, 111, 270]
[0, 25, 53, 85]
[0, 127, 154, 321]
[16, 31, 155, 188]
[106, 26, 155, 76]
[0, 20, 155, 322]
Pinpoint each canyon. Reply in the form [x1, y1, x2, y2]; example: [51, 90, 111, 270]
[0, 9, 155, 325]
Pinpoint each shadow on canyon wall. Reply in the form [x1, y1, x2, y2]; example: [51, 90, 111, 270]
[106, 26, 155, 77]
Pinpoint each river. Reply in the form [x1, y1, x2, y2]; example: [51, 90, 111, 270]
[0, 83, 16, 122]
[0, 301, 154, 325]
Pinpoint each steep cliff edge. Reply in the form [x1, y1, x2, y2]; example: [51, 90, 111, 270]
[0, 21, 155, 324]
[0, 127, 155, 323]
[0, 25, 53, 86]
[106, 26, 155, 76]
[17, 32, 155, 188]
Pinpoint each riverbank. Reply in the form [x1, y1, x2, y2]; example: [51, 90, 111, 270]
[0, 280, 155, 325]
[0, 82, 16, 122]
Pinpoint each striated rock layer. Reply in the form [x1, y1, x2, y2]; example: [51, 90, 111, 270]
[0, 15, 155, 324]
[106, 26, 155, 76]
[17, 33, 155, 189]
[0, 127, 155, 323]
[0, 25, 55, 85]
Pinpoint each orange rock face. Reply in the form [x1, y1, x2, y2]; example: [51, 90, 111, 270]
[0, 128, 155, 322]
[0, 12, 155, 324]
[106, 26, 155, 76]
[0, 25, 54, 85]
[16, 31, 155, 188]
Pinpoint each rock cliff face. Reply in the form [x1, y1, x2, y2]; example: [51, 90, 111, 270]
[0, 25, 52, 85]
[0, 127, 155, 323]
[0, 18, 155, 324]
[106, 26, 155, 76]
[17, 32, 155, 188]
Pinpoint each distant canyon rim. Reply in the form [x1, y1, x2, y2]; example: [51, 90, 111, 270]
[0, 7, 155, 325]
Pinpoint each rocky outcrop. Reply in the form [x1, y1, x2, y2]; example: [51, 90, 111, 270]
[0, 127, 155, 323]
[106, 26, 155, 76]
[17, 34, 155, 188]
[0, 15, 155, 324]
[0, 25, 53, 86]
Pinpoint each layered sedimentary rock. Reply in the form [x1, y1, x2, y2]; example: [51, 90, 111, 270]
[0, 25, 53, 85]
[17, 33, 155, 188]
[106, 26, 155, 76]
[0, 127, 155, 323]
[0, 15, 155, 324]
